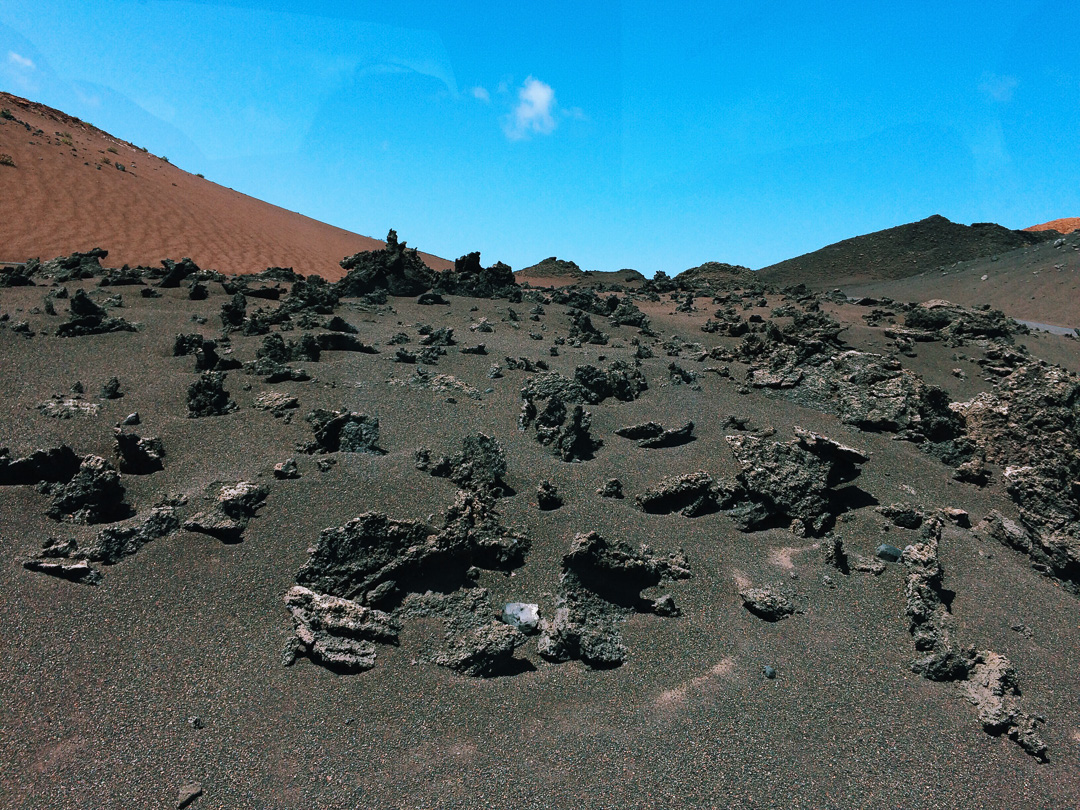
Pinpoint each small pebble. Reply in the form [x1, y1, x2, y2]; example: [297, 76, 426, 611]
[763, 665, 777, 679]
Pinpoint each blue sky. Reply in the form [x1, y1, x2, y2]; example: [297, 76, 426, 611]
[1, 1, 1077, 274]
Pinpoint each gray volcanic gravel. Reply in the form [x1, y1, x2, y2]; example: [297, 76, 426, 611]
[1, 272, 1078, 809]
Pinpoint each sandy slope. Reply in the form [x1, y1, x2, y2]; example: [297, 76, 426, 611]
[841, 229, 1080, 327]
[0, 93, 450, 278]
[1026, 218, 1080, 235]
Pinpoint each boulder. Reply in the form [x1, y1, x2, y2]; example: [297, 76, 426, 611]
[186, 372, 237, 418]
[114, 431, 165, 474]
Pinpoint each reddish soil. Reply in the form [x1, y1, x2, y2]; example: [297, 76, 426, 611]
[0, 93, 451, 279]
[1026, 218, 1080, 234]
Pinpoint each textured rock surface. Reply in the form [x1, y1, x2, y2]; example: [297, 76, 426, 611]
[283, 585, 400, 672]
[114, 430, 165, 474]
[301, 410, 384, 454]
[739, 586, 797, 621]
[186, 372, 237, 418]
[41, 455, 131, 524]
[724, 428, 868, 536]
[902, 519, 1047, 759]
[537, 531, 690, 669]
[183, 482, 268, 541]
[431, 621, 527, 676]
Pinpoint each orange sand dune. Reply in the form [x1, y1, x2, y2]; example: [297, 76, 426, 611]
[0, 92, 451, 279]
[1025, 218, 1080, 234]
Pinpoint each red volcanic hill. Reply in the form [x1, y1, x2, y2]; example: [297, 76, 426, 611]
[1026, 218, 1080, 235]
[0, 92, 451, 279]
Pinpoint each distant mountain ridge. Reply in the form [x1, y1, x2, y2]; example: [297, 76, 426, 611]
[757, 215, 1055, 289]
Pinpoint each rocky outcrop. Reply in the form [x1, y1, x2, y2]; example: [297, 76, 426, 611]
[520, 362, 647, 407]
[431, 622, 527, 676]
[418, 434, 510, 497]
[336, 229, 434, 298]
[597, 478, 624, 499]
[902, 519, 1047, 760]
[435, 252, 517, 299]
[37, 249, 109, 281]
[56, 290, 135, 337]
[24, 505, 180, 583]
[520, 396, 600, 462]
[537, 531, 690, 669]
[536, 480, 562, 510]
[183, 482, 268, 542]
[154, 257, 200, 288]
[286, 490, 530, 674]
[282, 586, 400, 673]
[636, 472, 722, 517]
[615, 421, 694, 448]
[954, 362, 1080, 590]
[41, 455, 132, 524]
[186, 372, 237, 417]
[724, 428, 868, 536]
[301, 410, 383, 455]
[0, 445, 82, 485]
[739, 586, 798, 622]
[114, 430, 164, 474]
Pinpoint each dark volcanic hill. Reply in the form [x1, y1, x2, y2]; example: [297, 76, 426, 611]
[516, 257, 646, 288]
[0, 92, 451, 279]
[674, 260, 753, 289]
[757, 215, 1056, 289]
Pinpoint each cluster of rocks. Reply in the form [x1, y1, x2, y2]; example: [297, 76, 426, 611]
[186, 372, 238, 417]
[284, 490, 530, 675]
[415, 434, 511, 498]
[724, 311, 971, 464]
[334, 231, 520, 303]
[25, 506, 180, 583]
[516, 362, 648, 461]
[183, 481, 268, 542]
[2, 441, 180, 582]
[633, 428, 868, 537]
[56, 289, 135, 337]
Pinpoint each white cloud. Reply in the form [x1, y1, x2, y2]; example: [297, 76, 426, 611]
[7, 51, 35, 70]
[562, 106, 588, 121]
[979, 73, 1018, 103]
[503, 76, 556, 141]
[470, 86, 490, 102]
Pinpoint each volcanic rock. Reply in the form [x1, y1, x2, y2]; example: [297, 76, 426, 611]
[283, 585, 400, 673]
[56, 289, 135, 336]
[301, 410, 384, 454]
[636, 472, 721, 517]
[41, 455, 132, 524]
[336, 229, 434, 298]
[724, 428, 868, 536]
[537, 531, 690, 669]
[183, 482, 268, 542]
[186, 372, 237, 417]
[739, 586, 797, 621]
[537, 480, 562, 510]
[432, 621, 527, 677]
[114, 430, 165, 474]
